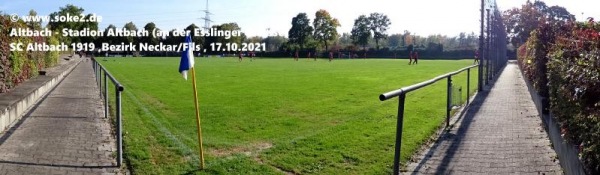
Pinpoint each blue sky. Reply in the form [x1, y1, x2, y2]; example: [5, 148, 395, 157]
[1, 0, 599, 37]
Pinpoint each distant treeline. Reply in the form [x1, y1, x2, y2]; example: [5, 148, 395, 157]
[93, 48, 487, 60]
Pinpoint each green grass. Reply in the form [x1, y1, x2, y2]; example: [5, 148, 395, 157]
[100, 57, 478, 174]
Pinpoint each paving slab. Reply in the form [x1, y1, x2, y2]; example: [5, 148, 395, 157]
[405, 62, 561, 174]
[0, 59, 121, 175]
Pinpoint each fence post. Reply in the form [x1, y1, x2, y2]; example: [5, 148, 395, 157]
[467, 68, 471, 106]
[478, 0, 484, 92]
[392, 93, 406, 175]
[104, 72, 109, 118]
[116, 85, 123, 167]
[446, 76, 452, 127]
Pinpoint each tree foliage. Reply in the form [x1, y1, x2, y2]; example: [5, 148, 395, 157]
[48, 4, 97, 44]
[101, 24, 120, 45]
[122, 22, 138, 45]
[351, 15, 371, 50]
[288, 13, 313, 51]
[217, 23, 244, 44]
[503, 0, 574, 48]
[368, 13, 391, 50]
[262, 35, 287, 52]
[26, 10, 41, 30]
[184, 23, 204, 45]
[142, 22, 159, 45]
[164, 29, 183, 45]
[387, 34, 402, 48]
[313, 9, 340, 52]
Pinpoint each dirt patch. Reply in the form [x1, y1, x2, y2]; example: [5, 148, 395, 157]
[209, 142, 273, 157]
[210, 142, 296, 174]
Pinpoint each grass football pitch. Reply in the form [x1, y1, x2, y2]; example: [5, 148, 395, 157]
[100, 57, 478, 174]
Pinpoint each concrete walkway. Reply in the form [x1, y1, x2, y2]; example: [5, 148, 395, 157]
[405, 62, 561, 174]
[0, 59, 120, 174]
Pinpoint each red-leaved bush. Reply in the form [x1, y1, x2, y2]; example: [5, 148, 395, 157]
[518, 18, 600, 174]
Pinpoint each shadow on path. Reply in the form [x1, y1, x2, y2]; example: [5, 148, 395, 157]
[409, 83, 493, 174]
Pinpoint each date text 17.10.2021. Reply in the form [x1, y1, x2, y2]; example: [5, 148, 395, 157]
[209, 42, 266, 52]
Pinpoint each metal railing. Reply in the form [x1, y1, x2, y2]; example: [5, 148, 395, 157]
[92, 58, 124, 167]
[378, 64, 478, 175]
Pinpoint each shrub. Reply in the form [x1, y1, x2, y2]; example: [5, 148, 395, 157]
[517, 22, 572, 97]
[44, 35, 60, 67]
[546, 19, 600, 174]
[0, 14, 61, 93]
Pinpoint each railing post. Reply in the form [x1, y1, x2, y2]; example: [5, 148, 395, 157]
[95, 62, 99, 87]
[98, 69, 102, 96]
[392, 93, 406, 175]
[446, 76, 452, 127]
[104, 72, 109, 118]
[467, 68, 471, 106]
[96, 65, 100, 89]
[116, 85, 123, 167]
[94, 62, 97, 86]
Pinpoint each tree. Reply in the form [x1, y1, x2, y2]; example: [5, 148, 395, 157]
[215, 23, 244, 44]
[458, 32, 466, 48]
[142, 22, 159, 46]
[79, 14, 98, 44]
[546, 6, 575, 22]
[337, 33, 353, 48]
[403, 30, 413, 46]
[313, 9, 340, 52]
[246, 36, 263, 43]
[164, 29, 183, 45]
[262, 35, 287, 52]
[202, 23, 244, 54]
[503, 0, 574, 48]
[387, 34, 402, 48]
[101, 24, 118, 45]
[288, 13, 313, 51]
[426, 42, 443, 54]
[184, 23, 204, 45]
[368, 13, 391, 50]
[48, 4, 97, 44]
[351, 15, 371, 51]
[26, 10, 41, 30]
[123, 22, 138, 45]
[48, 4, 84, 31]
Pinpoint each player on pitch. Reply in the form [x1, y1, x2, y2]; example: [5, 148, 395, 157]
[474, 50, 479, 64]
[294, 50, 299, 61]
[414, 51, 419, 64]
[409, 51, 414, 65]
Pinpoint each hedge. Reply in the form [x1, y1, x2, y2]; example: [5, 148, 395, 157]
[518, 19, 600, 174]
[0, 14, 60, 93]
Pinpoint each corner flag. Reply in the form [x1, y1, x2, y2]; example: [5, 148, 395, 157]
[178, 34, 205, 169]
[179, 34, 195, 80]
